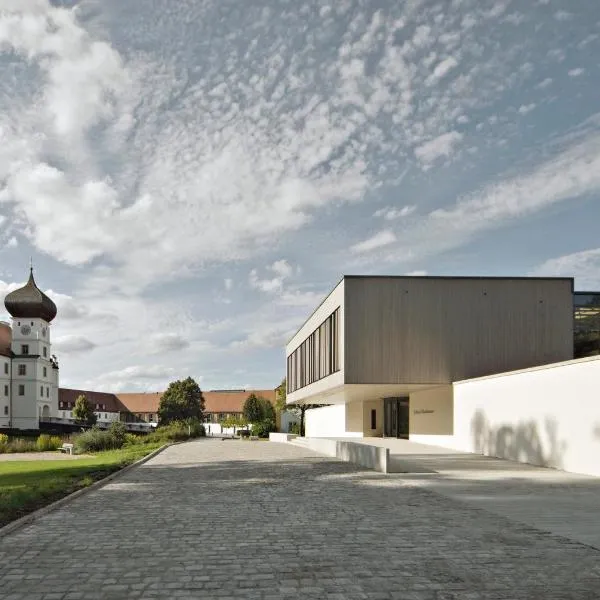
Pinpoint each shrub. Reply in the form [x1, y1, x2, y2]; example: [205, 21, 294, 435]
[109, 421, 127, 447]
[251, 420, 276, 438]
[74, 426, 123, 454]
[0, 433, 8, 453]
[153, 419, 205, 442]
[6, 438, 36, 453]
[36, 434, 62, 451]
[288, 422, 300, 435]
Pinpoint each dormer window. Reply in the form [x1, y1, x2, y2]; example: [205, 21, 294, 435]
[21, 345, 29, 355]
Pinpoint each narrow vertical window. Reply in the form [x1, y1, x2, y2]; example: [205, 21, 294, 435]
[371, 409, 377, 430]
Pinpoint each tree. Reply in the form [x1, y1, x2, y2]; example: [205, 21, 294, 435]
[220, 414, 247, 436]
[287, 402, 326, 437]
[158, 377, 205, 425]
[274, 378, 286, 413]
[72, 394, 97, 426]
[258, 396, 276, 423]
[242, 393, 263, 423]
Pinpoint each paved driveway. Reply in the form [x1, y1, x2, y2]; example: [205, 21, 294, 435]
[1, 439, 599, 600]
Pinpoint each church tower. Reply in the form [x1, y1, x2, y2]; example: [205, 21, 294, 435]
[4, 266, 58, 430]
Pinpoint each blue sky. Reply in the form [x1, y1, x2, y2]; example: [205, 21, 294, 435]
[0, 0, 599, 392]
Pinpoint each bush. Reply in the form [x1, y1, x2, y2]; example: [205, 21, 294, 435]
[153, 420, 205, 443]
[36, 434, 62, 451]
[0, 433, 8, 448]
[109, 421, 127, 447]
[239, 429, 250, 438]
[251, 420, 276, 438]
[74, 426, 125, 454]
[5, 438, 37, 453]
[288, 422, 300, 435]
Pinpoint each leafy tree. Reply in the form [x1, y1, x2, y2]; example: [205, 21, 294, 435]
[158, 377, 205, 425]
[72, 394, 97, 426]
[275, 378, 286, 413]
[242, 393, 263, 423]
[220, 414, 247, 436]
[109, 421, 127, 447]
[258, 396, 276, 423]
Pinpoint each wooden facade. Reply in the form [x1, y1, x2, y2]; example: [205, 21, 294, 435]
[342, 276, 574, 385]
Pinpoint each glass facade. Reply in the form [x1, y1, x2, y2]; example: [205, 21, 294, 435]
[574, 292, 600, 358]
[287, 307, 340, 393]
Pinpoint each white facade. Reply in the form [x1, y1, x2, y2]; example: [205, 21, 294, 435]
[410, 356, 600, 477]
[0, 354, 11, 429]
[9, 316, 58, 430]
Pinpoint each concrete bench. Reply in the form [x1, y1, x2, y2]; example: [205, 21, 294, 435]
[59, 443, 74, 455]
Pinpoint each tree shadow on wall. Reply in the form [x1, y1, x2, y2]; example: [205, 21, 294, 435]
[471, 410, 567, 470]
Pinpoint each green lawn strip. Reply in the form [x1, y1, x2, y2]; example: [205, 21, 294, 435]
[0, 443, 163, 528]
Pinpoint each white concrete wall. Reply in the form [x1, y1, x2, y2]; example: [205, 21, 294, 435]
[414, 357, 600, 477]
[345, 401, 364, 436]
[409, 385, 453, 446]
[304, 403, 365, 438]
[305, 404, 347, 437]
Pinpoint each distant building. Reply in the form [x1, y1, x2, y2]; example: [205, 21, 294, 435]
[0, 267, 59, 430]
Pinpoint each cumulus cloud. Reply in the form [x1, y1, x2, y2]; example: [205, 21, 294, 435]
[148, 333, 190, 354]
[53, 335, 97, 354]
[374, 205, 416, 220]
[249, 260, 294, 293]
[414, 131, 463, 165]
[428, 56, 459, 83]
[351, 230, 396, 253]
[103, 365, 176, 379]
[518, 103, 536, 115]
[568, 68, 585, 77]
[532, 248, 600, 290]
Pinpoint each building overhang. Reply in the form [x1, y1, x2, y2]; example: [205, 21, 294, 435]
[287, 383, 448, 406]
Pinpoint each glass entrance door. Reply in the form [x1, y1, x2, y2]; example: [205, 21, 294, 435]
[384, 397, 409, 438]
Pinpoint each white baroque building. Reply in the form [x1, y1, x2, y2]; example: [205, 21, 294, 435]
[0, 267, 59, 430]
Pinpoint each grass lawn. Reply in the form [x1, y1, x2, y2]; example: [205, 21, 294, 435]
[0, 442, 164, 528]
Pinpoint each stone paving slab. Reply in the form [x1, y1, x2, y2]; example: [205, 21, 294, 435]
[346, 437, 600, 549]
[1, 439, 600, 599]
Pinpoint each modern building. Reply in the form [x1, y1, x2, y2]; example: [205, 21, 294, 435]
[0, 268, 59, 430]
[286, 276, 577, 439]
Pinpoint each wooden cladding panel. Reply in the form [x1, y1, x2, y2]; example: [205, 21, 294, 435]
[343, 277, 574, 384]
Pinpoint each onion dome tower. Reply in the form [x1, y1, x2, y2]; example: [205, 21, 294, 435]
[4, 266, 57, 322]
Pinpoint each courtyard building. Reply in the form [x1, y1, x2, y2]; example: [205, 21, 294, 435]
[286, 275, 579, 439]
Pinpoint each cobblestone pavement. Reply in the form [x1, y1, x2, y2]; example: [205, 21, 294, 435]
[1, 439, 600, 600]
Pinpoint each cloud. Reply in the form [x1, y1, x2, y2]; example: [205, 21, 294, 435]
[5, 237, 17, 248]
[414, 131, 463, 165]
[405, 270, 428, 276]
[103, 365, 177, 379]
[428, 56, 459, 83]
[568, 68, 585, 78]
[53, 335, 97, 354]
[532, 248, 600, 290]
[148, 333, 190, 354]
[376, 124, 600, 265]
[231, 325, 296, 351]
[0, 0, 551, 295]
[374, 205, 416, 220]
[45, 290, 89, 320]
[518, 103, 536, 115]
[224, 278, 233, 291]
[249, 259, 294, 293]
[536, 78, 553, 89]
[351, 230, 396, 253]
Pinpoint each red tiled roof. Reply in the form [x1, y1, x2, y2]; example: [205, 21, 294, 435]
[59, 388, 126, 412]
[58, 388, 278, 415]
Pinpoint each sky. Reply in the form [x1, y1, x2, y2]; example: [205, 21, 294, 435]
[0, 0, 599, 393]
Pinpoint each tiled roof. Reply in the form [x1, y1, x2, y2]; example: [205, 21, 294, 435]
[57, 388, 278, 415]
[59, 388, 126, 412]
